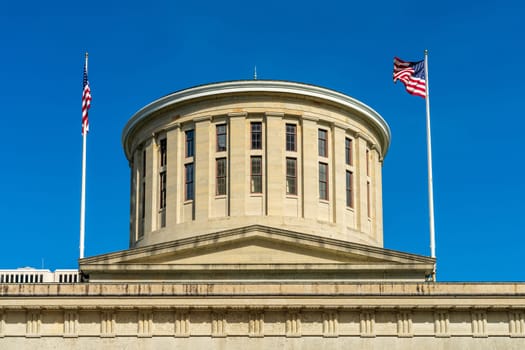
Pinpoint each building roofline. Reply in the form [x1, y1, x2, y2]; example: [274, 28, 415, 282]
[121, 80, 391, 160]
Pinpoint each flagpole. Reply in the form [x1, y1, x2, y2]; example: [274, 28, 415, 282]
[80, 52, 88, 260]
[424, 49, 436, 281]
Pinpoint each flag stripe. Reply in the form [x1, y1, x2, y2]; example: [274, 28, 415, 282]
[393, 56, 426, 98]
[82, 62, 91, 134]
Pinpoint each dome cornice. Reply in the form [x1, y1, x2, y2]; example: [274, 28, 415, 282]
[122, 80, 391, 160]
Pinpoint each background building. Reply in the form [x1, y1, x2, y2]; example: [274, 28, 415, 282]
[1, 81, 524, 349]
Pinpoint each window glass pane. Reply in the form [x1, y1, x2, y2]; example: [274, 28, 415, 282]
[142, 150, 146, 175]
[251, 122, 262, 149]
[251, 156, 262, 193]
[286, 158, 296, 195]
[185, 163, 194, 200]
[186, 130, 194, 157]
[346, 171, 353, 208]
[159, 171, 166, 209]
[160, 138, 167, 167]
[217, 124, 227, 152]
[366, 149, 370, 176]
[319, 163, 328, 200]
[345, 138, 352, 165]
[318, 129, 327, 157]
[216, 158, 227, 195]
[286, 124, 296, 151]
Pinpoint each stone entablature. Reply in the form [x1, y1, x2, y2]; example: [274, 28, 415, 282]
[1, 282, 525, 343]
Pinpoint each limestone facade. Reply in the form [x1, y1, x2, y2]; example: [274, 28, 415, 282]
[122, 80, 390, 248]
[1, 283, 525, 349]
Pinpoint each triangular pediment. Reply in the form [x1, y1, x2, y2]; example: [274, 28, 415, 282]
[123, 236, 385, 265]
[80, 225, 434, 282]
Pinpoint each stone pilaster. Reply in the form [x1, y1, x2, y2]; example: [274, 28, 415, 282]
[322, 310, 338, 337]
[137, 309, 153, 337]
[228, 113, 247, 217]
[360, 310, 375, 337]
[265, 113, 284, 216]
[174, 310, 190, 337]
[434, 310, 450, 337]
[26, 310, 40, 338]
[63, 310, 78, 337]
[100, 310, 115, 338]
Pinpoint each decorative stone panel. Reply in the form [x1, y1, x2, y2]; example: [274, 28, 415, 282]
[509, 311, 525, 337]
[249, 311, 264, 337]
[137, 310, 152, 337]
[360, 311, 375, 337]
[0, 309, 4, 338]
[471, 310, 487, 337]
[322, 310, 338, 337]
[100, 310, 115, 337]
[174, 310, 190, 337]
[63, 310, 78, 337]
[211, 311, 226, 337]
[397, 311, 412, 337]
[286, 310, 301, 337]
[26, 310, 40, 338]
[434, 311, 450, 337]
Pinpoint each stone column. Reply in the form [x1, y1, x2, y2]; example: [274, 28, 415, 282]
[355, 134, 369, 234]
[229, 113, 247, 217]
[301, 115, 318, 220]
[333, 123, 347, 229]
[372, 145, 383, 245]
[166, 125, 180, 228]
[265, 112, 284, 217]
[143, 140, 154, 236]
[194, 117, 211, 221]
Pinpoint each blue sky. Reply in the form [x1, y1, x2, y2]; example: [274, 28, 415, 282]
[1, 0, 523, 281]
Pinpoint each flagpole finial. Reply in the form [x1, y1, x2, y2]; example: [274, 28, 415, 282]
[424, 49, 428, 55]
[85, 52, 89, 58]
[254, 65, 257, 80]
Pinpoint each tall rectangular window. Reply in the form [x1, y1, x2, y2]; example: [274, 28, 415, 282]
[139, 150, 146, 238]
[139, 182, 145, 238]
[185, 130, 194, 158]
[318, 129, 327, 157]
[216, 124, 227, 152]
[159, 171, 166, 227]
[286, 158, 297, 195]
[286, 124, 296, 151]
[185, 163, 194, 200]
[250, 156, 262, 193]
[159, 138, 167, 215]
[366, 149, 370, 176]
[159, 138, 167, 167]
[319, 162, 328, 200]
[367, 181, 371, 217]
[216, 158, 227, 195]
[346, 171, 353, 208]
[345, 138, 352, 165]
[251, 122, 262, 149]
[159, 172, 166, 210]
[142, 149, 147, 175]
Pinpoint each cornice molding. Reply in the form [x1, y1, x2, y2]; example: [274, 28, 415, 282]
[122, 80, 391, 160]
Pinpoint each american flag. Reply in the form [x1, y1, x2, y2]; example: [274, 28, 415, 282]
[82, 61, 91, 134]
[393, 57, 426, 98]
